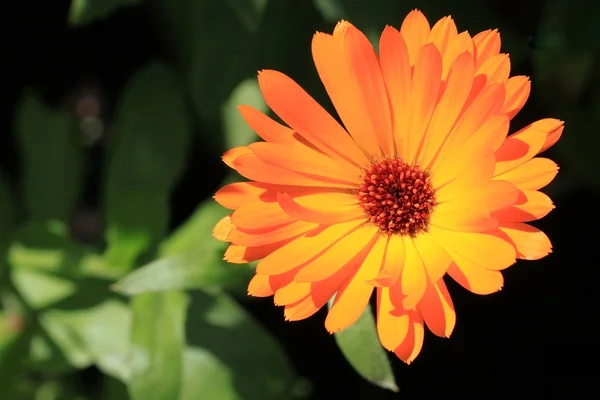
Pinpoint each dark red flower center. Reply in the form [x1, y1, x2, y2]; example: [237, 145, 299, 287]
[357, 158, 436, 236]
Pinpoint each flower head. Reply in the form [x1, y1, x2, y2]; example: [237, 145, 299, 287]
[213, 9, 563, 364]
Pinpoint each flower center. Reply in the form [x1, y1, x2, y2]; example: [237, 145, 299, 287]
[357, 158, 436, 236]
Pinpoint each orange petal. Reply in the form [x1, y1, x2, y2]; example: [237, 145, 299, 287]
[430, 83, 505, 182]
[214, 182, 271, 210]
[400, 10, 431, 65]
[436, 179, 519, 211]
[229, 220, 318, 247]
[248, 274, 277, 297]
[312, 27, 384, 158]
[249, 142, 360, 183]
[278, 193, 364, 225]
[413, 233, 452, 282]
[499, 222, 552, 260]
[429, 16, 458, 55]
[224, 240, 294, 264]
[257, 69, 369, 167]
[341, 21, 394, 156]
[291, 190, 359, 208]
[394, 312, 424, 364]
[442, 32, 475, 77]
[222, 146, 251, 169]
[443, 82, 506, 152]
[473, 29, 500, 69]
[418, 280, 455, 338]
[430, 203, 497, 232]
[476, 115, 510, 152]
[325, 234, 387, 332]
[492, 190, 555, 222]
[447, 259, 504, 295]
[213, 215, 234, 242]
[433, 151, 495, 201]
[283, 296, 322, 321]
[284, 262, 360, 321]
[477, 54, 510, 84]
[494, 125, 549, 176]
[233, 153, 355, 188]
[432, 176, 518, 232]
[274, 281, 311, 306]
[376, 287, 410, 351]
[495, 157, 559, 191]
[534, 118, 564, 153]
[501, 76, 530, 120]
[429, 227, 516, 271]
[431, 145, 495, 194]
[379, 26, 411, 157]
[294, 224, 378, 282]
[256, 220, 364, 275]
[231, 201, 295, 230]
[238, 105, 296, 145]
[369, 234, 405, 287]
[400, 237, 427, 310]
[417, 51, 475, 167]
[405, 43, 443, 163]
[432, 178, 518, 233]
[248, 267, 299, 297]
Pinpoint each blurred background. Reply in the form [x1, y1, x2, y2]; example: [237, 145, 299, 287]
[1, 0, 599, 398]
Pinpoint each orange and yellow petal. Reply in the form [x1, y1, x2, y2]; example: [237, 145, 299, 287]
[312, 21, 393, 158]
[400, 10, 431, 65]
[499, 222, 552, 260]
[237, 105, 297, 145]
[492, 190, 555, 223]
[416, 51, 475, 167]
[418, 280, 455, 338]
[473, 29, 501, 68]
[501, 76, 531, 120]
[255, 220, 364, 275]
[257, 69, 369, 167]
[325, 235, 387, 332]
[379, 26, 411, 157]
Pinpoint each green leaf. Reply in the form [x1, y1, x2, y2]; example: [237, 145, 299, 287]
[160, 199, 229, 256]
[115, 198, 253, 296]
[112, 253, 254, 296]
[183, 290, 303, 400]
[129, 291, 188, 400]
[0, 172, 16, 279]
[23, 276, 127, 375]
[15, 90, 83, 223]
[68, 0, 144, 27]
[47, 298, 132, 382]
[0, 322, 35, 399]
[7, 219, 129, 375]
[103, 62, 191, 274]
[330, 303, 398, 392]
[8, 221, 85, 309]
[29, 313, 92, 373]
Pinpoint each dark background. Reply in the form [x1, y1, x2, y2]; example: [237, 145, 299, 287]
[1, 0, 599, 398]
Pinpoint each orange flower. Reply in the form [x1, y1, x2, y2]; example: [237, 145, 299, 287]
[213, 10, 563, 364]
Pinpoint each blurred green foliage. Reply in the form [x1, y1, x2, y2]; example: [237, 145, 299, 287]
[1, 0, 598, 398]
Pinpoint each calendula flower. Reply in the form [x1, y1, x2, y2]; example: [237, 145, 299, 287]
[213, 9, 563, 363]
